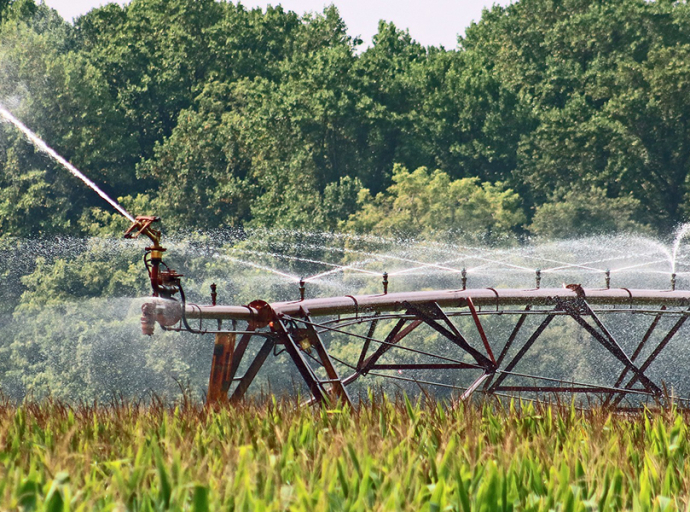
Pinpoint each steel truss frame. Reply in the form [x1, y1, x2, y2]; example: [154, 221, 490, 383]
[151, 287, 690, 407]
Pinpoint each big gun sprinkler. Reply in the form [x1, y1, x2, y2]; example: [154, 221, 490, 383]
[124, 216, 183, 336]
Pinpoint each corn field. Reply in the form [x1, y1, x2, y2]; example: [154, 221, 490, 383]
[1, 395, 689, 511]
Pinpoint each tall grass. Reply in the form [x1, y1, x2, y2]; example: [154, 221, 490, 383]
[0, 395, 688, 510]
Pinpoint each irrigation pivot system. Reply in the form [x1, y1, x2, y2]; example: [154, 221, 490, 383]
[127, 217, 690, 408]
[4, 102, 688, 408]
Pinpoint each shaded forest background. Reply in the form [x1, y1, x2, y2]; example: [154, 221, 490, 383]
[1, 0, 689, 240]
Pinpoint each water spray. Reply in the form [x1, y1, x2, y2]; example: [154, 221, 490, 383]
[0, 106, 186, 335]
[0, 105, 135, 222]
[671, 223, 690, 274]
[8, 104, 690, 407]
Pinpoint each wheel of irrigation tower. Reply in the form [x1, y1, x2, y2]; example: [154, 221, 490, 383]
[141, 286, 690, 409]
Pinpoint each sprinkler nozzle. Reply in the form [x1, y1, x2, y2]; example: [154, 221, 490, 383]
[299, 278, 306, 301]
[382, 272, 389, 294]
[211, 283, 217, 306]
[125, 215, 182, 299]
[141, 302, 156, 336]
[461, 268, 467, 290]
[605, 270, 611, 290]
[672, 273, 677, 291]
[140, 299, 183, 336]
[124, 215, 162, 248]
[535, 269, 541, 289]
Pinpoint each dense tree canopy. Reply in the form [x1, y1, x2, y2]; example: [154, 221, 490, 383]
[2, 0, 690, 238]
[343, 164, 524, 240]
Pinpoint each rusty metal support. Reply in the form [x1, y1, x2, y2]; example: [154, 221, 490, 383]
[497, 306, 531, 368]
[301, 313, 352, 406]
[483, 305, 531, 391]
[609, 306, 666, 395]
[356, 316, 379, 371]
[602, 306, 666, 407]
[609, 311, 690, 407]
[563, 302, 661, 395]
[467, 297, 496, 365]
[138, 285, 690, 408]
[205, 326, 256, 404]
[229, 338, 275, 403]
[487, 313, 556, 392]
[273, 317, 330, 404]
[207, 332, 236, 404]
[403, 301, 495, 369]
[360, 317, 422, 374]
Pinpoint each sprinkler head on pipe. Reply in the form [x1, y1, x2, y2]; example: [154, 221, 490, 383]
[140, 299, 183, 336]
[124, 215, 183, 300]
[382, 272, 389, 294]
[124, 215, 162, 248]
[141, 302, 156, 336]
[299, 278, 306, 301]
[461, 268, 467, 290]
[605, 269, 611, 290]
[672, 273, 677, 291]
[535, 269, 541, 289]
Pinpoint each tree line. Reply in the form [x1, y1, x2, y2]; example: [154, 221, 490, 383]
[2, 0, 690, 241]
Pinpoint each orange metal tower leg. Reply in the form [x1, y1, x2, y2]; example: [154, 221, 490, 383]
[207, 332, 236, 404]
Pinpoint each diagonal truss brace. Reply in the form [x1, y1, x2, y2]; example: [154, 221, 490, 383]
[204, 296, 690, 408]
[559, 300, 661, 396]
[608, 309, 690, 407]
[271, 314, 353, 407]
[402, 301, 496, 370]
[488, 299, 665, 398]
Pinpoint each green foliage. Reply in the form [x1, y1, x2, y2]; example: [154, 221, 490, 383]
[464, 0, 690, 231]
[529, 186, 648, 239]
[0, 399, 689, 509]
[0, 0, 10, 23]
[4, 0, 690, 236]
[15, 240, 146, 311]
[343, 164, 525, 240]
